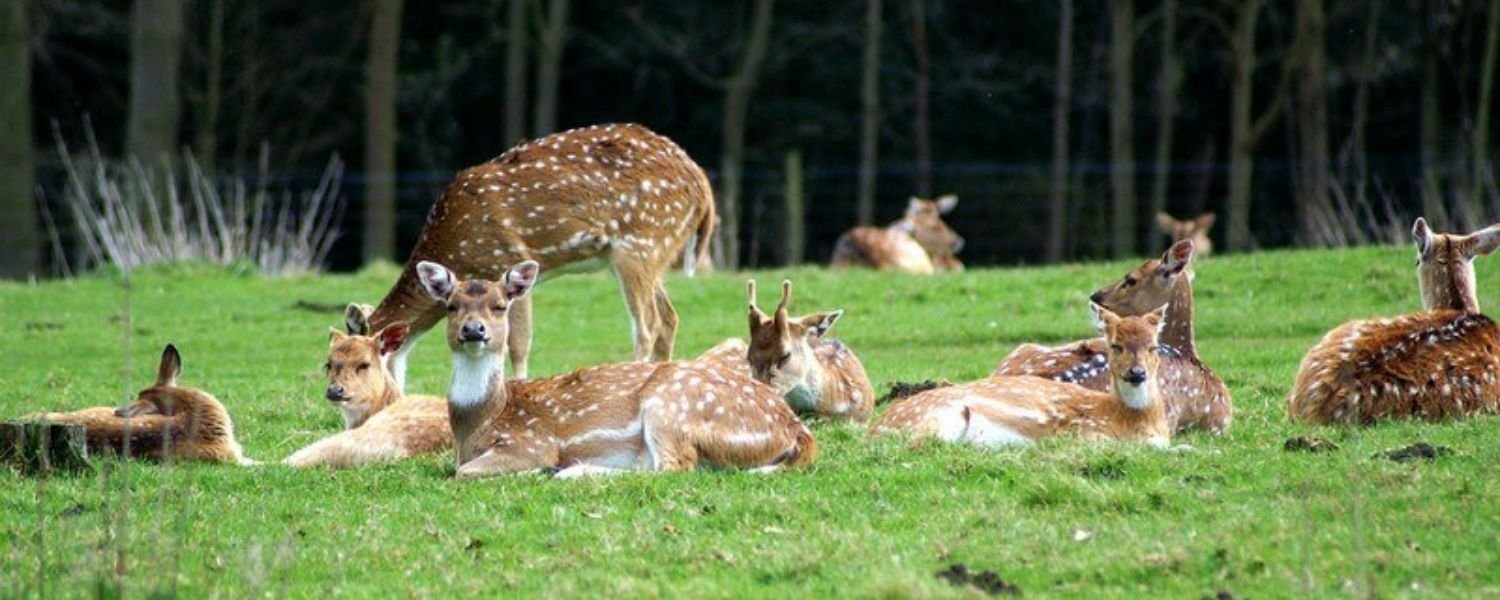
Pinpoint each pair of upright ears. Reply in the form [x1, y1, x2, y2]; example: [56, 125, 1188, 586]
[329, 320, 408, 358]
[1413, 218, 1500, 258]
[414, 260, 541, 303]
[1089, 302, 1167, 336]
[747, 279, 844, 338]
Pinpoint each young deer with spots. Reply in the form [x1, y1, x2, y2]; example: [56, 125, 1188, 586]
[283, 316, 451, 468]
[364, 123, 716, 390]
[993, 240, 1231, 434]
[1287, 219, 1500, 424]
[700, 280, 876, 422]
[417, 260, 816, 478]
[872, 305, 1173, 448]
[1156, 212, 1215, 258]
[35, 345, 253, 465]
[830, 195, 965, 273]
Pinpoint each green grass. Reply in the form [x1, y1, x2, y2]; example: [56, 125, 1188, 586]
[2, 247, 1498, 597]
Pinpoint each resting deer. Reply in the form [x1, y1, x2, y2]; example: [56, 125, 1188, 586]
[1156, 212, 1215, 258]
[872, 305, 1172, 448]
[417, 260, 816, 478]
[34, 345, 252, 465]
[283, 319, 452, 468]
[363, 123, 716, 390]
[993, 240, 1231, 434]
[831, 195, 964, 273]
[1287, 219, 1500, 424]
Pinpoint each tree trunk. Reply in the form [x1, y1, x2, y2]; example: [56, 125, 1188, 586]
[856, 0, 882, 226]
[1420, 8, 1444, 223]
[195, 0, 224, 171]
[532, 0, 569, 137]
[1147, 0, 1179, 256]
[1295, 0, 1329, 245]
[1045, 0, 1074, 263]
[1109, 0, 1136, 258]
[1338, 0, 1380, 204]
[783, 148, 805, 265]
[504, 0, 528, 145]
[0, 0, 36, 279]
[1471, 0, 1500, 208]
[717, 0, 775, 270]
[362, 0, 402, 263]
[127, 0, 186, 161]
[1225, 0, 1277, 252]
[910, 0, 932, 196]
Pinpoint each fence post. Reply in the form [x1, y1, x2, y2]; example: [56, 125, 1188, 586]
[783, 148, 805, 266]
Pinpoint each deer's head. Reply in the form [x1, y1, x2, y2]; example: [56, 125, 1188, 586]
[116, 345, 200, 417]
[1090, 239, 1194, 315]
[897, 195, 964, 261]
[1092, 304, 1167, 411]
[1156, 212, 1215, 250]
[1413, 218, 1500, 313]
[417, 260, 539, 357]
[324, 321, 407, 422]
[746, 280, 843, 410]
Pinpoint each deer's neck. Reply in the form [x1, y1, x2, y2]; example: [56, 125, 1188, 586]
[447, 351, 507, 462]
[1161, 276, 1196, 356]
[368, 265, 439, 333]
[345, 382, 402, 430]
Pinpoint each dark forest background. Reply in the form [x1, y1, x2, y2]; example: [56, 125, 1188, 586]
[1, 0, 1498, 276]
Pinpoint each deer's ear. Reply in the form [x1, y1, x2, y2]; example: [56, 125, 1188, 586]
[906, 197, 923, 216]
[1155, 212, 1178, 232]
[375, 323, 410, 357]
[1090, 302, 1120, 335]
[1194, 212, 1217, 231]
[1413, 218, 1433, 255]
[1163, 239, 1195, 274]
[157, 344, 182, 387]
[329, 327, 347, 346]
[416, 261, 457, 301]
[799, 310, 844, 338]
[934, 194, 958, 214]
[503, 260, 541, 301]
[344, 303, 373, 335]
[1144, 304, 1169, 337]
[1462, 225, 1500, 258]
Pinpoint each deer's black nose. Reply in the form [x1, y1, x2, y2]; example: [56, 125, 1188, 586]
[1124, 366, 1147, 385]
[325, 384, 346, 401]
[1090, 291, 1105, 304]
[460, 321, 488, 342]
[952, 236, 966, 253]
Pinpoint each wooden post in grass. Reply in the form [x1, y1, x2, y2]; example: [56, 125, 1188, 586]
[783, 148, 805, 265]
[0, 421, 92, 475]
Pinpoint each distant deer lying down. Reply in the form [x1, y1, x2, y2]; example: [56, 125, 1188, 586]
[699, 280, 875, 422]
[831, 195, 964, 273]
[1287, 219, 1500, 424]
[417, 260, 816, 478]
[283, 313, 451, 469]
[993, 240, 1232, 434]
[872, 305, 1172, 448]
[363, 123, 716, 391]
[1156, 212, 1215, 258]
[35, 345, 253, 465]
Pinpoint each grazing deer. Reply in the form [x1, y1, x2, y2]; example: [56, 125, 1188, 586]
[35, 345, 253, 465]
[1287, 219, 1500, 424]
[363, 123, 716, 390]
[1156, 212, 1215, 258]
[831, 195, 964, 273]
[283, 320, 452, 468]
[417, 260, 816, 478]
[993, 240, 1232, 434]
[872, 305, 1172, 448]
[744, 280, 875, 422]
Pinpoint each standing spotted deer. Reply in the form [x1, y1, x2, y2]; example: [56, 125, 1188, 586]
[416, 260, 816, 478]
[1156, 212, 1216, 258]
[364, 124, 716, 390]
[872, 305, 1173, 448]
[831, 195, 965, 273]
[34, 345, 253, 465]
[993, 240, 1231, 434]
[1287, 219, 1500, 424]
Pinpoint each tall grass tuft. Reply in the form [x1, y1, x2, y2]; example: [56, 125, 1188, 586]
[53, 128, 344, 277]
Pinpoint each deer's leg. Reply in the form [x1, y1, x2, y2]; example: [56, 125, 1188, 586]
[507, 293, 533, 379]
[612, 259, 658, 362]
[641, 415, 697, 472]
[455, 445, 556, 479]
[651, 283, 677, 361]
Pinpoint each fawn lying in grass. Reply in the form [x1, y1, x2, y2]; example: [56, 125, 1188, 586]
[36, 345, 253, 465]
[418, 260, 816, 478]
[1287, 219, 1500, 424]
[873, 305, 1172, 448]
[830, 196, 964, 273]
[283, 313, 451, 469]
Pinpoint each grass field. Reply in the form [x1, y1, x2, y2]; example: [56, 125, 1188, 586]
[2, 246, 1498, 598]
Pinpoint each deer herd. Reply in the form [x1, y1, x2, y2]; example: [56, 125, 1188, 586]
[26, 123, 1500, 475]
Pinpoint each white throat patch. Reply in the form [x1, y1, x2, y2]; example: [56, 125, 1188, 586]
[450, 352, 502, 409]
[1118, 381, 1153, 410]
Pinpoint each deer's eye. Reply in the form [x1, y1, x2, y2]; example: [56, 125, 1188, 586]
[356, 362, 370, 372]
[446, 303, 458, 313]
[1122, 277, 1136, 287]
[492, 305, 507, 312]
[1149, 345, 1160, 353]
[778, 353, 791, 366]
[1110, 344, 1124, 353]
[322, 362, 332, 373]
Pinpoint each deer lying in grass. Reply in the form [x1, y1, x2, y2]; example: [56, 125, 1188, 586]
[830, 195, 965, 273]
[697, 281, 875, 422]
[283, 317, 451, 468]
[35, 345, 253, 465]
[417, 260, 816, 478]
[992, 240, 1231, 434]
[364, 123, 716, 390]
[1287, 219, 1500, 424]
[1156, 212, 1215, 258]
[872, 305, 1172, 448]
